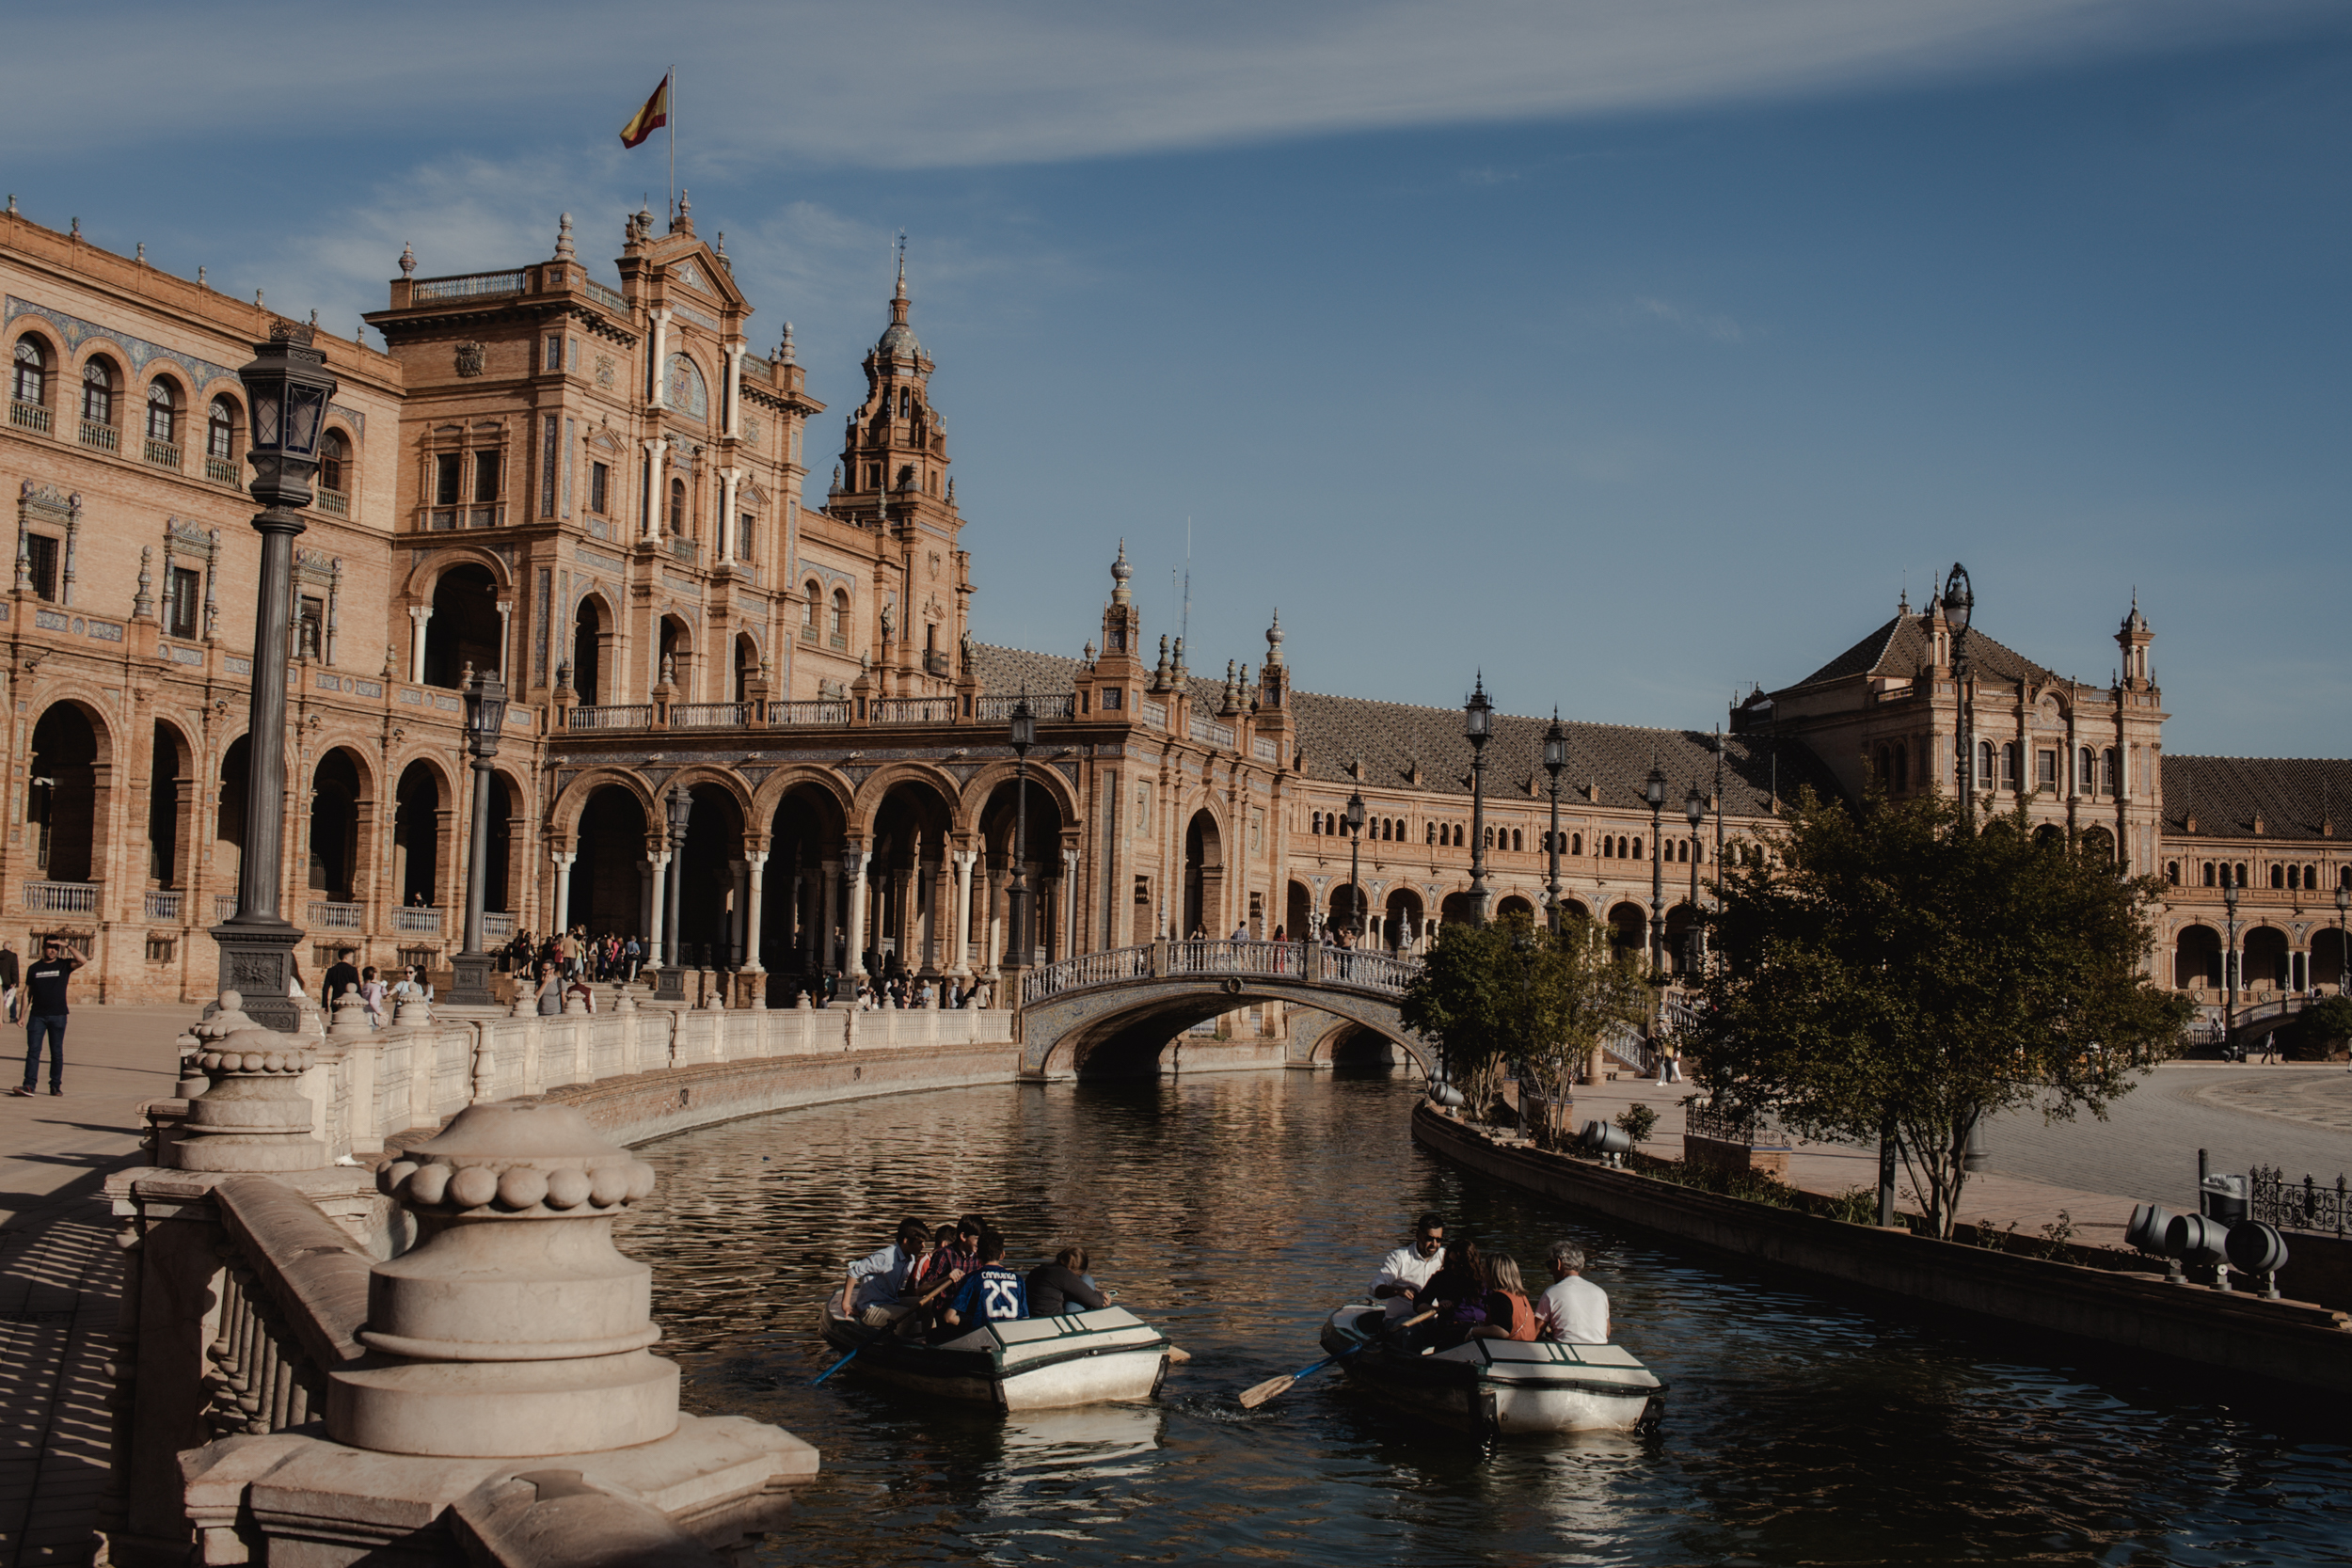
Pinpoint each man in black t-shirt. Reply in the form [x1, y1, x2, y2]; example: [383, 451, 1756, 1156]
[11, 940, 84, 1098]
[323, 949, 362, 1006]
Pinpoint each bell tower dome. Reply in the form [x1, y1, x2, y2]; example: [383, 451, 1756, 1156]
[2117, 592, 2153, 689]
[837, 239, 953, 535]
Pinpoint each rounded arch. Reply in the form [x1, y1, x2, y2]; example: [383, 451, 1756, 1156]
[2242, 925, 2290, 990]
[750, 763, 856, 832]
[1496, 893, 1536, 922]
[1383, 886, 1424, 950]
[1035, 989, 1427, 1080]
[657, 612, 694, 694]
[1607, 901, 1647, 960]
[674, 779, 750, 966]
[11, 329, 56, 408]
[2173, 923, 2221, 990]
[861, 776, 960, 975]
[391, 757, 454, 911]
[569, 590, 615, 705]
[975, 769, 1073, 967]
[402, 545, 516, 601]
[145, 717, 199, 890]
[548, 766, 659, 844]
[206, 390, 241, 465]
[1183, 806, 1225, 940]
[215, 734, 251, 889]
[27, 700, 113, 884]
[1558, 896, 1593, 923]
[318, 423, 353, 495]
[306, 746, 373, 903]
[487, 766, 528, 917]
[732, 630, 762, 703]
[952, 759, 1080, 839]
[144, 372, 183, 449]
[2078, 825, 2116, 863]
[1284, 879, 1313, 943]
[570, 784, 650, 935]
[76, 348, 122, 427]
[761, 775, 854, 985]
[421, 562, 502, 689]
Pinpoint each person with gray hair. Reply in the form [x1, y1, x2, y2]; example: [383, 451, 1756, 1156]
[1534, 1239, 1610, 1344]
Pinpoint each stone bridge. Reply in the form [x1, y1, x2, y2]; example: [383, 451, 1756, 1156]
[2209, 992, 2344, 1053]
[1014, 939, 1431, 1078]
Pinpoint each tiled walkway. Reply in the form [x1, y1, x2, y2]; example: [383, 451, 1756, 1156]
[0, 1006, 184, 1568]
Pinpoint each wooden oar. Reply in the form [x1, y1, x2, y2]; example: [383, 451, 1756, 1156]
[810, 1264, 967, 1386]
[1239, 1310, 1433, 1409]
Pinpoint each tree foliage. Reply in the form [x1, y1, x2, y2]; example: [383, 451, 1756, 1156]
[1400, 912, 1649, 1146]
[2290, 995, 2352, 1060]
[1692, 789, 2191, 1237]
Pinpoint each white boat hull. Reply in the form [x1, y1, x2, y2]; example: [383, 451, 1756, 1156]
[1317, 1304, 1662, 1435]
[820, 1302, 1170, 1411]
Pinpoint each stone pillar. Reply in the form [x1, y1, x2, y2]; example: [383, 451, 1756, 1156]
[170, 996, 324, 1173]
[549, 848, 576, 933]
[719, 467, 740, 561]
[494, 599, 513, 680]
[819, 863, 839, 974]
[646, 307, 672, 408]
[727, 859, 749, 966]
[642, 438, 667, 541]
[1062, 847, 1080, 962]
[407, 606, 432, 684]
[843, 844, 870, 980]
[742, 850, 768, 974]
[646, 849, 671, 967]
[723, 343, 742, 439]
[949, 848, 977, 978]
[984, 866, 1003, 976]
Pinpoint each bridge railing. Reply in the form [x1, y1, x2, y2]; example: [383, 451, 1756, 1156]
[1018, 939, 1420, 1006]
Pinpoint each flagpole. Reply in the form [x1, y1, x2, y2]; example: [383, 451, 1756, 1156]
[668, 64, 676, 224]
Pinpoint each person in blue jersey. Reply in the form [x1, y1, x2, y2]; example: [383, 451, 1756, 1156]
[934, 1229, 1025, 1339]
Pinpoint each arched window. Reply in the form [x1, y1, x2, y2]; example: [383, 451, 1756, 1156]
[2166, 862, 2179, 886]
[2201, 863, 2214, 887]
[831, 590, 849, 639]
[11, 337, 47, 405]
[1454, 824, 1465, 847]
[146, 379, 180, 444]
[803, 583, 820, 627]
[1572, 832, 1582, 855]
[2285, 865, 2300, 892]
[1875, 746, 1890, 784]
[1979, 740, 1994, 786]
[668, 477, 686, 532]
[1892, 744, 1908, 793]
[2001, 743, 2019, 788]
[2077, 748, 2094, 793]
[1632, 837, 1644, 860]
[2270, 864, 2284, 889]
[318, 429, 348, 494]
[1425, 822, 1436, 845]
[2100, 748, 2118, 794]
[82, 357, 116, 424]
[208, 396, 238, 461]
[1311, 811, 1324, 835]
[1511, 829, 1522, 851]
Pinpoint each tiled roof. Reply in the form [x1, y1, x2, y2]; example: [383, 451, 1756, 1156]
[1788, 613, 2059, 692]
[2161, 755, 2352, 844]
[966, 643, 1830, 815]
[1287, 689, 1832, 816]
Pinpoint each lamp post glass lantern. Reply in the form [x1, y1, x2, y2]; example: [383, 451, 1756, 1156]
[1465, 676, 1494, 926]
[1008, 693, 1035, 971]
[212, 323, 338, 1031]
[1943, 562, 1976, 820]
[2223, 876, 2241, 1037]
[446, 663, 510, 1006]
[1543, 713, 1566, 931]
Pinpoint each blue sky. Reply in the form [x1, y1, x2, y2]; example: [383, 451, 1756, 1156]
[10, 1, 2347, 755]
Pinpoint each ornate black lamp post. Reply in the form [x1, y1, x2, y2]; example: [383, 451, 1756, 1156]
[656, 785, 692, 1001]
[1543, 712, 1567, 932]
[1943, 563, 1976, 823]
[212, 324, 337, 1032]
[1007, 693, 1036, 974]
[1682, 781, 1705, 978]
[1644, 761, 1668, 977]
[1343, 787, 1367, 940]
[446, 664, 509, 1006]
[2223, 875, 2241, 1043]
[2338, 885, 2348, 997]
[1464, 676, 1494, 926]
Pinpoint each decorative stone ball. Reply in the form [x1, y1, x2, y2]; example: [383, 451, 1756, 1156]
[381, 1102, 660, 1217]
[545, 1168, 594, 1210]
[496, 1167, 550, 1210]
[406, 1162, 452, 1206]
[447, 1165, 500, 1209]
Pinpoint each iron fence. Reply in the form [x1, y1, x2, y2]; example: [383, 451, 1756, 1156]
[2249, 1164, 2350, 1238]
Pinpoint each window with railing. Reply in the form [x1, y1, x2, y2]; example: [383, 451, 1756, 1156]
[26, 534, 59, 602]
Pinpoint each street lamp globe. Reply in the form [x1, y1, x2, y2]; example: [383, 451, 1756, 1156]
[1941, 563, 1975, 637]
[1683, 782, 1705, 831]
[462, 664, 508, 760]
[1009, 692, 1037, 757]
[1343, 789, 1366, 836]
[1542, 715, 1566, 779]
[1645, 763, 1667, 810]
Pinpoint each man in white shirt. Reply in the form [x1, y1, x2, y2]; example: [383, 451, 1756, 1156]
[1370, 1211, 1448, 1319]
[841, 1218, 932, 1326]
[1534, 1241, 1610, 1343]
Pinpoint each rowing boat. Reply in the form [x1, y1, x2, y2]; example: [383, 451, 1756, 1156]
[1316, 1304, 1663, 1434]
[818, 1301, 1170, 1411]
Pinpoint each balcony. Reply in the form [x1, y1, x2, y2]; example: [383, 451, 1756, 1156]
[308, 900, 365, 930]
[977, 692, 1076, 722]
[394, 905, 443, 935]
[768, 699, 850, 727]
[206, 455, 239, 484]
[1190, 714, 1236, 749]
[872, 697, 956, 725]
[671, 702, 748, 729]
[485, 911, 516, 940]
[9, 400, 51, 435]
[317, 487, 349, 515]
[583, 278, 628, 313]
[79, 420, 119, 453]
[669, 535, 701, 565]
[411, 269, 526, 302]
[144, 436, 182, 469]
[144, 889, 183, 922]
[215, 894, 240, 921]
[567, 704, 654, 731]
[24, 880, 98, 914]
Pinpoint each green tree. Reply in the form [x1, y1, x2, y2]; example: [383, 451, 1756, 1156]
[1400, 912, 1648, 1146]
[1692, 790, 2191, 1237]
[2290, 995, 2352, 1061]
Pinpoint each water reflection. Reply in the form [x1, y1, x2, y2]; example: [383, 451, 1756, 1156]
[620, 1072, 2352, 1566]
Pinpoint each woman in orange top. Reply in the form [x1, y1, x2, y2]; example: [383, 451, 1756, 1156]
[1468, 1252, 1540, 1342]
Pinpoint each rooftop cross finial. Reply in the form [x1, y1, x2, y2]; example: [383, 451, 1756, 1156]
[895, 231, 907, 301]
[1110, 538, 1133, 605]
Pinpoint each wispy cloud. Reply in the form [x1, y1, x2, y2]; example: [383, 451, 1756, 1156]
[1631, 295, 1752, 344]
[11, 1, 2341, 170]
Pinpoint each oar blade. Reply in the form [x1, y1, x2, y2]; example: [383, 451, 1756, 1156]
[1237, 1373, 1295, 1410]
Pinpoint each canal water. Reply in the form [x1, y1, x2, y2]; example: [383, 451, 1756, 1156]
[619, 1071, 2351, 1566]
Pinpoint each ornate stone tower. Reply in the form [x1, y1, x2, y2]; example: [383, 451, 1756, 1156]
[828, 243, 966, 694]
[2118, 593, 2153, 689]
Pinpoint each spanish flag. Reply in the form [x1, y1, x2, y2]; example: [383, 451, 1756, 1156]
[619, 74, 670, 150]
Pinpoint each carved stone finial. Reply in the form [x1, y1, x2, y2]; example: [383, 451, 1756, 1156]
[554, 211, 576, 261]
[779, 322, 796, 364]
[170, 1006, 324, 1174]
[135, 546, 154, 620]
[1110, 538, 1132, 606]
[399, 242, 415, 278]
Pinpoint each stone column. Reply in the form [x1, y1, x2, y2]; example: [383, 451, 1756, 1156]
[742, 850, 768, 976]
[843, 844, 870, 980]
[1062, 847, 1080, 962]
[407, 607, 431, 684]
[949, 848, 977, 978]
[646, 308, 672, 408]
[718, 467, 740, 560]
[819, 863, 839, 974]
[984, 866, 1003, 976]
[641, 439, 666, 541]
[723, 343, 743, 439]
[549, 848, 576, 933]
[494, 599, 513, 680]
[645, 849, 671, 967]
[727, 859, 749, 966]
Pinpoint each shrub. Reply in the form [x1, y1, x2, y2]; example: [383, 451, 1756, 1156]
[1615, 1102, 1659, 1148]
